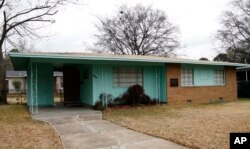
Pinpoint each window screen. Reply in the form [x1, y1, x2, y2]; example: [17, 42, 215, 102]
[214, 70, 225, 85]
[113, 68, 143, 87]
[181, 69, 193, 86]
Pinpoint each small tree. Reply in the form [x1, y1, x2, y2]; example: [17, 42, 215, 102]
[12, 80, 22, 104]
[199, 57, 209, 61]
[213, 53, 230, 62]
[94, 4, 180, 56]
[12, 80, 21, 93]
[216, 0, 250, 63]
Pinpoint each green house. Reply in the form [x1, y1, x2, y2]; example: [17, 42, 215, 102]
[9, 52, 249, 114]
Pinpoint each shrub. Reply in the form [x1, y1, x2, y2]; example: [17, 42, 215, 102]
[122, 84, 150, 105]
[12, 80, 21, 93]
[113, 95, 127, 105]
[95, 85, 153, 108]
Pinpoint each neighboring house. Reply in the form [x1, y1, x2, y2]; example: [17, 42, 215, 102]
[54, 71, 64, 95]
[9, 52, 249, 114]
[6, 70, 63, 94]
[6, 71, 27, 94]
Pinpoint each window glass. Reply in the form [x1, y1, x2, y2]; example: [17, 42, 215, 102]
[113, 68, 143, 87]
[181, 69, 193, 86]
[214, 69, 225, 85]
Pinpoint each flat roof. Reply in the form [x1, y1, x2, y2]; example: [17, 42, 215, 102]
[8, 52, 250, 69]
[6, 70, 63, 77]
[6, 71, 27, 77]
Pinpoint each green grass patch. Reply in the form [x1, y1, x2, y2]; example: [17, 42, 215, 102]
[238, 98, 250, 100]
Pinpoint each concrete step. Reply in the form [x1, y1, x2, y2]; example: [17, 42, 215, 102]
[64, 101, 83, 107]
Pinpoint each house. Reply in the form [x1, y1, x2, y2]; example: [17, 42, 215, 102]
[6, 71, 27, 94]
[53, 71, 63, 95]
[8, 52, 249, 114]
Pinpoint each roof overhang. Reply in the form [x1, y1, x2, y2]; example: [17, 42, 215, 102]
[8, 52, 250, 70]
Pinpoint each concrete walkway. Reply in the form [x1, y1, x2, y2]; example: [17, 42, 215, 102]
[34, 108, 187, 149]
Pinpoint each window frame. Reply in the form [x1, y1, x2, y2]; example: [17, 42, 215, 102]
[214, 69, 225, 86]
[113, 67, 143, 88]
[181, 68, 194, 87]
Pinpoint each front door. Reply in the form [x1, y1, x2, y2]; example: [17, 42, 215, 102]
[63, 66, 80, 105]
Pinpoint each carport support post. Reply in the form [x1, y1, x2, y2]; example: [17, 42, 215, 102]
[105, 68, 108, 108]
[30, 63, 33, 114]
[35, 62, 38, 115]
[101, 65, 104, 107]
[158, 67, 160, 104]
[155, 68, 157, 104]
[246, 70, 248, 81]
[29, 62, 38, 115]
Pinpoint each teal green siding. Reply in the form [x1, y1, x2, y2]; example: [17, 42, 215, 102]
[181, 64, 224, 86]
[92, 65, 127, 105]
[92, 64, 166, 104]
[27, 62, 54, 107]
[26, 59, 167, 107]
[37, 63, 54, 106]
[80, 65, 93, 105]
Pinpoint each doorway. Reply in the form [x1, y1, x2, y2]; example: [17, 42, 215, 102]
[63, 66, 81, 106]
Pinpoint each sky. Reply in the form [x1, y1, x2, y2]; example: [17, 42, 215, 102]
[33, 0, 231, 60]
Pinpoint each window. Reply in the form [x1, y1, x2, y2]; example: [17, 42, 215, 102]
[214, 70, 225, 85]
[113, 68, 143, 87]
[181, 69, 193, 86]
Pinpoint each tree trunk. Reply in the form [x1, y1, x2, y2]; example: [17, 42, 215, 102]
[0, 48, 7, 104]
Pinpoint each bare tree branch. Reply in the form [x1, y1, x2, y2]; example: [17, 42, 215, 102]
[216, 0, 250, 63]
[0, 0, 5, 9]
[94, 4, 180, 57]
[0, 0, 78, 104]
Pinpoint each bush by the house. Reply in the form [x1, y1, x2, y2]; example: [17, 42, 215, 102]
[114, 84, 151, 106]
[93, 85, 154, 110]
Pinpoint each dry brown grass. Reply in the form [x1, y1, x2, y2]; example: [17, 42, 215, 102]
[103, 101, 250, 149]
[0, 105, 63, 149]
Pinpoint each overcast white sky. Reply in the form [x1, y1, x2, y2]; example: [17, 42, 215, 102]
[34, 0, 231, 60]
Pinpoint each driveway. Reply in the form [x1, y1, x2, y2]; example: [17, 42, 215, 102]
[34, 107, 186, 149]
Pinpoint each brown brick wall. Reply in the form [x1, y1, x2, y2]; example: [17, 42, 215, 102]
[166, 64, 237, 104]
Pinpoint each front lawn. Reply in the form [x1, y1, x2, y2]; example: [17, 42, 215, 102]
[103, 101, 250, 149]
[0, 105, 63, 149]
